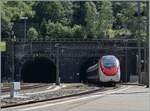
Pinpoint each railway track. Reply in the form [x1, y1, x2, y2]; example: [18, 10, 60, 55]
[1, 83, 121, 108]
[1, 83, 51, 93]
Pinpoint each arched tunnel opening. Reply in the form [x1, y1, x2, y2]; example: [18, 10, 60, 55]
[21, 57, 56, 83]
[79, 54, 137, 83]
[79, 57, 99, 83]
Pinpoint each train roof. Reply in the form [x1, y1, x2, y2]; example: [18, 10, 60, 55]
[102, 55, 116, 58]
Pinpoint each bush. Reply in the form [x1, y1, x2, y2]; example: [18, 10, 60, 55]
[46, 21, 85, 39]
[46, 21, 73, 38]
[72, 25, 84, 38]
[27, 27, 38, 40]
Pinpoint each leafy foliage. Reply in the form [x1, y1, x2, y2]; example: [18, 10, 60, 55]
[1, 1, 35, 38]
[27, 27, 38, 40]
[84, 2, 97, 38]
[1, 1, 148, 40]
[96, 1, 114, 38]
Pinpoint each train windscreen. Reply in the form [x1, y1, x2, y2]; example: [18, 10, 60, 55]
[102, 57, 116, 68]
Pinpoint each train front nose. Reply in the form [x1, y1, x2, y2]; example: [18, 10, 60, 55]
[100, 64, 118, 76]
[100, 56, 118, 76]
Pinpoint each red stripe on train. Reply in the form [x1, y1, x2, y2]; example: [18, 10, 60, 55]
[100, 62, 118, 76]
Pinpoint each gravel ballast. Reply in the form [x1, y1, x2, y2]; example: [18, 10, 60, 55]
[1, 83, 103, 108]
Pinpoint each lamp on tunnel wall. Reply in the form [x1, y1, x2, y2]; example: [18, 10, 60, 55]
[55, 43, 61, 85]
[20, 16, 28, 40]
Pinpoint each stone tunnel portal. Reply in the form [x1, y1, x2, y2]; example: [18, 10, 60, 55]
[21, 57, 56, 83]
[79, 57, 99, 83]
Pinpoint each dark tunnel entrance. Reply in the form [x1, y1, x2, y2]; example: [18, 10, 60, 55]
[79, 55, 137, 83]
[120, 54, 137, 82]
[21, 57, 56, 83]
[79, 57, 99, 83]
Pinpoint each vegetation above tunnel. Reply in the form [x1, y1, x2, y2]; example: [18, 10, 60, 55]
[1, 1, 148, 40]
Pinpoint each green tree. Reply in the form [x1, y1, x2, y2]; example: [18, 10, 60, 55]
[61, 1, 73, 25]
[33, 1, 73, 39]
[1, 1, 35, 38]
[72, 2, 86, 26]
[84, 2, 97, 38]
[72, 25, 84, 38]
[1, 1, 148, 40]
[27, 27, 38, 40]
[112, 2, 147, 39]
[40, 19, 47, 38]
[96, 1, 114, 38]
[1, 1, 14, 38]
[46, 21, 73, 38]
[33, 2, 61, 22]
